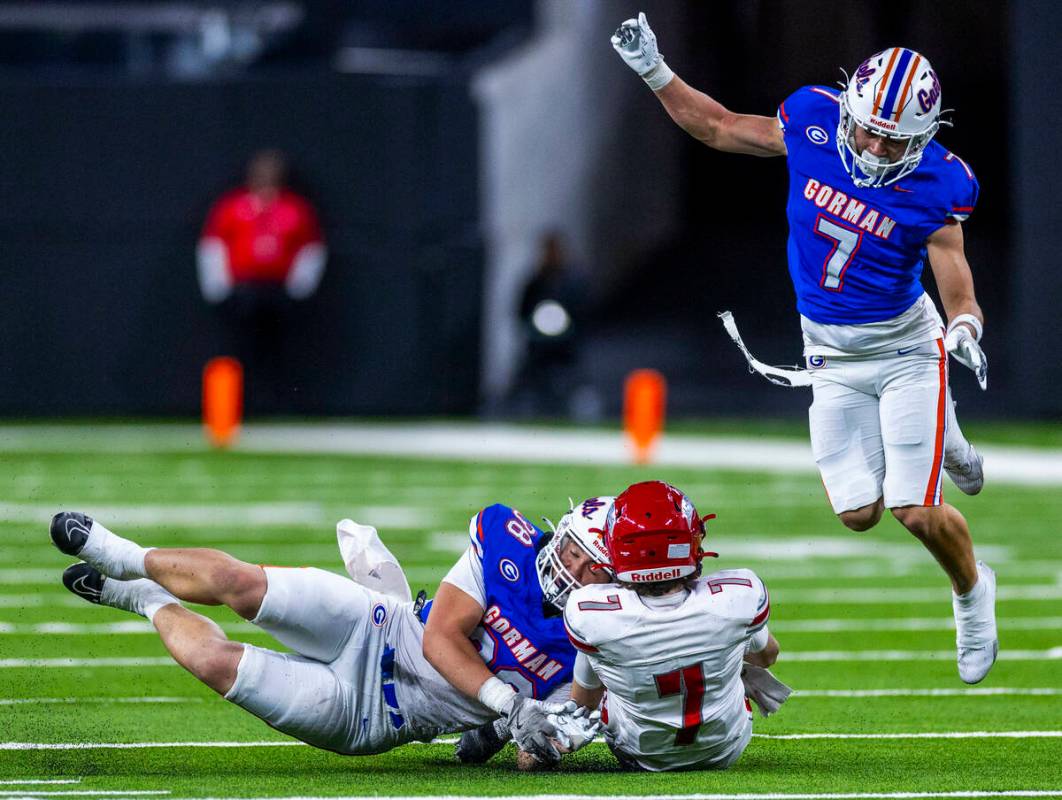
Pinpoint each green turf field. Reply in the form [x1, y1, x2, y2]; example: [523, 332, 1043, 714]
[1, 423, 1060, 798]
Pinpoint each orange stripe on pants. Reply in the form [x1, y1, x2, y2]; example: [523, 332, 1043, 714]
[923, 339, 947, 505]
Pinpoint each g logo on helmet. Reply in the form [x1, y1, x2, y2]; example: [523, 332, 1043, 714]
[371, 603, 387, 627]
[499, 558, 520, 582]
[806, 125, 829, 145]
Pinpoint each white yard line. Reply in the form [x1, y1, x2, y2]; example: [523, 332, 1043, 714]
[794, 688, 1062, 698]
[756, 732, 1062, 740]
[3, 422, 1062, 486]
[773, 586, 1062, 604]
[0, 658, 174, 668]
[148, 794, 1062, 800]
[0, 697, 203, 706]
[0, 793, 168, 797]
[0, 783, 81, 787]
[0, 741, 304, 750]
[771, 617, 1062, 633]
[0, 622, 255, 635]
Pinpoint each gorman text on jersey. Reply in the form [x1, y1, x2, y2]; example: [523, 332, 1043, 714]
[483, 604, 564, 680]
[802, 178, 897, 240]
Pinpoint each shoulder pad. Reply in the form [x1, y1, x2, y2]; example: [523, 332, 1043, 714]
[700, 568, 770, 630]
[563, 584, 633, 651]
[778, 85, 841, 132]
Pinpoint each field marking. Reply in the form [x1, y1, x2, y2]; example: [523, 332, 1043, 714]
[756, 732, 1062, 740]
[139, 794, 1062, 800]
[772, 617, 1062, 633]
[0, 503, 432, 529]
[4, 617, 1061, 637]
[774, 585, 1062, 604]
[0, 741, 304, 750]
[4, 648, 1061, 669]
[0, 793, 168, 797]
[783, 649, 1062, 662]
[0, 782, 81, 786]
[794, 688, 1062, 698]
[3, 422, 1062, 486]
[0, 697, 204, 706]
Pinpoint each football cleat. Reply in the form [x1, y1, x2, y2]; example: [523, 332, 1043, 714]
[455, 719, 511, 764]
[954, 561, 998, 684]
[51, 511, 94, 556]
[62, 562, 105, 604]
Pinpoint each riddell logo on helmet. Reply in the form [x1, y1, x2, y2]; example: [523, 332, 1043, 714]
[630, 567, 682, 582]
[869, 117, 898, 131]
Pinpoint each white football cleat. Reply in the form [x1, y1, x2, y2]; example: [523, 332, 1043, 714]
[943, 398, 984, 495]
[953, 561, 998, 684]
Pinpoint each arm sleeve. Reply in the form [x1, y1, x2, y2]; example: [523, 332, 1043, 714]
[196, 237, 231, 303]
[573, 651, 602, 690]
[746, 625, 771, 653]
[441, 545, 486, 609]
[285, 243, 328, 300]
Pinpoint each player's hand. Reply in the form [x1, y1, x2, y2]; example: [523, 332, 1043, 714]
[741, 664, 792, 717]
[610, 12, 674, 89]
[501, 695, 563, 765]
[547, 700, 602, 754]
[944, 323, 988, 390]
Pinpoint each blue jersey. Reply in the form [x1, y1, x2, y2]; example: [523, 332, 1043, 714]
[463, 504, 574, 699]
[778, 85, 979, 324]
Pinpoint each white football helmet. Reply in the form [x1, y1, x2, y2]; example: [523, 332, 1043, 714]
[838, 47, 942, 188]
[535, 496, 613, 608]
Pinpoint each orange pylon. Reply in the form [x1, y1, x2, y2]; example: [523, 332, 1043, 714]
[623, 369, 666, 464]
[203, 357, 243, 448]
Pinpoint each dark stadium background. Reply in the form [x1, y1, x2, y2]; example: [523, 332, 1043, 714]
[0, 0, 1053, 419]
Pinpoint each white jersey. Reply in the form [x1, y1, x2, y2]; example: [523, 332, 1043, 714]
[564, 569, 770, 771]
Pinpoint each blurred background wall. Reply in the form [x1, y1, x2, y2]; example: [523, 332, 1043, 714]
[0, 0, 1051, 420]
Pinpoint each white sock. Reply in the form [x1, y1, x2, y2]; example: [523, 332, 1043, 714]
[79, 519, 153, 580]
[954, 575, 984, 608]
[100, 577, 179, 620]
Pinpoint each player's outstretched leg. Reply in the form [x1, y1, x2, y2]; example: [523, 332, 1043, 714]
[891, 505, 998, 683]
[51, 511, 267, 620]
[61, 562, 245, 695]
[943, 392, 984, 495]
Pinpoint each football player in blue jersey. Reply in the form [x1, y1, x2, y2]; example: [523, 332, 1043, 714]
[427, 496, 613, 766]
[48, 501, 605, 763]
[612, 14, 997, 683]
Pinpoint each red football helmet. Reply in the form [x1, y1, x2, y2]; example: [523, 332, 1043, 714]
[605, 481, 716, 583]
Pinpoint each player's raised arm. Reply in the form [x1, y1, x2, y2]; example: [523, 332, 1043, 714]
[928, 222, 988, 389]
[611, 13, 785, 157]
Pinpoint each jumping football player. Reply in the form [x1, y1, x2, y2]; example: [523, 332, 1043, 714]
[48, 500, 607, 762]
[611, 14, 997, 683]
[564, 481, 787, 771]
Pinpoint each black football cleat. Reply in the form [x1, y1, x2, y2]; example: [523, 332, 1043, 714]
[51, 511, 94, 556]
[62, 562, 105, 605]
[456, 720, 510, 764]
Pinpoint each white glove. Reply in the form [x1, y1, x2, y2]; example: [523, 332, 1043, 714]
[610, 12, 675, 90]
[499, 694, 564, 765]
[547, 700, 602, 754]
[741, 664, 792, 717]
[944, 315, 987, 391]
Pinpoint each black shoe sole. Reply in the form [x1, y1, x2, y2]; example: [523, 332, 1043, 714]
[62, 563, 105, 604]
[51, 511, 94, 556]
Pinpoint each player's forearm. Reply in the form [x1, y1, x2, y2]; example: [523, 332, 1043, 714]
[422, 628, 496, 701]
[744, 633, 780, 668]
[571, 681, 604, 711]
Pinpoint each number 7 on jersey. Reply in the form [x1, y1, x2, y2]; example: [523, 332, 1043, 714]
[814, 214, 863, 291]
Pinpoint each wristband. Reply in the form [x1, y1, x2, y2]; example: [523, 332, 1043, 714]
[947, 313, 983, 342]
[477, 676, 517, 715]
[643, 61, 675, 91]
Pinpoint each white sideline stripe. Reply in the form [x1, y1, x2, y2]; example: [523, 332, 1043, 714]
[4, 649, 1061, 669]
[756, 732, 1062, 740]
[3, 422, 1062, 486]
[783, 649, 1062, 662]
[0, 782, 81, 786]
[772, 617, 1062, 633]
[4, 618, 1061, 637]
[774, 585, 1062, 604]
[795, 688, 1062, 698]
[0, 793, 168, 797]
[0, 741, 305, 750]
[141, 795, 1062, 800]
[0, 697, 204, 706]
[0, 503, 432, 529]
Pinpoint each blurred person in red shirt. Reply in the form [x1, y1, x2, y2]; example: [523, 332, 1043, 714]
[197, 150, 327, 411]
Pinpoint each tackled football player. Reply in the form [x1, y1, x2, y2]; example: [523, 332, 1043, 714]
[564, 482, 788, 772]
[611, 14, 997, 683]
[48, 500, 606, 762]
